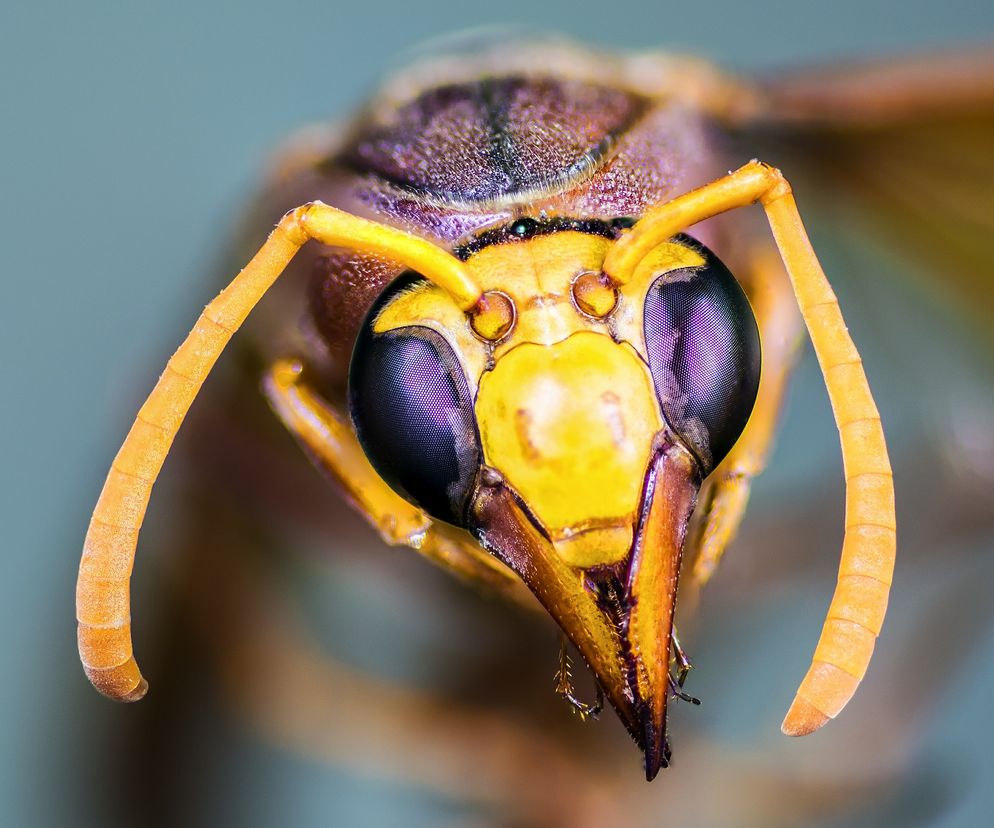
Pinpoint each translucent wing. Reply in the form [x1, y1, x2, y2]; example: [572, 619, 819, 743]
[734, 47, 994, 336]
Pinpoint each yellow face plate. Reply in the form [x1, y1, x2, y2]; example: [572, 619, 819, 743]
[476, 331, 663, 567]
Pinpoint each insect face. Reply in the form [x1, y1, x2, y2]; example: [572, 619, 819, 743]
[349, 225, 760, 535]
[347, 220, 761, 776]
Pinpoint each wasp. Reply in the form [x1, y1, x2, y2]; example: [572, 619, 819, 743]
[75, 37, 994, 780]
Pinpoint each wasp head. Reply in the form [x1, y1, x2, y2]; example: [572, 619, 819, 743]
[348, 219, 760, 778]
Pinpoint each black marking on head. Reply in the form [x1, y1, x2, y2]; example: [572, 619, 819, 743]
[453, 216, 627, 261]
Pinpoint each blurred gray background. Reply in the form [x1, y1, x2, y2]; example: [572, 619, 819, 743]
[3, 2, 994, 826]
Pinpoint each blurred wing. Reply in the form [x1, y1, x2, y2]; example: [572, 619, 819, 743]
[733, 47, 994, 335]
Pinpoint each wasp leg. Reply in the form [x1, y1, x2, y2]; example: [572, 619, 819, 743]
[670, 626, 693, 688]
[553, 637, 604, 721]
[263, 357, 524, 596]
[691, 244, 803, 586]
[668, 676, 701, 706]
[667, 627, 701, 704]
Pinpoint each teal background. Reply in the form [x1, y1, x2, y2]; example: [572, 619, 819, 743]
[2, 2, 993, 826]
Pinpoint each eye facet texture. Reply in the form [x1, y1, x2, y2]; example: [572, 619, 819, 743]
[643, 238, 761, 473]
[349, 277, 481, 527]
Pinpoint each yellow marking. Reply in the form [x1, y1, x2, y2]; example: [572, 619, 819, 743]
[476, 331, 663, 568]
[370, 232, 708, 401]
[612, 242, 706, 360]
[372, 232, 632, 395]
[372, 280, 491, 395]
[467, 233, 617, 359]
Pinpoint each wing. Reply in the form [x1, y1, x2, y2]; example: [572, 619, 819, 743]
[731, 47, 994, 337]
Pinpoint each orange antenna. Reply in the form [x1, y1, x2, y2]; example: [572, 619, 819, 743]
[605, 162, 895, 736]
[76, 203, 482, 701]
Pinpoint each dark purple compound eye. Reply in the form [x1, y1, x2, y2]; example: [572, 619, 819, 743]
[643, 236, 761, 474]
[348, 275, 481, 527]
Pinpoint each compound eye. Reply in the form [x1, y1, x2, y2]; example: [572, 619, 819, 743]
[348, 276, 481, 527]
[643, 237, 761, 474]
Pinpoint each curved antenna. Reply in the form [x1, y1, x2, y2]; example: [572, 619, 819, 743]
[604, 162, 895, 736]
[77, 203, 482, 701]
